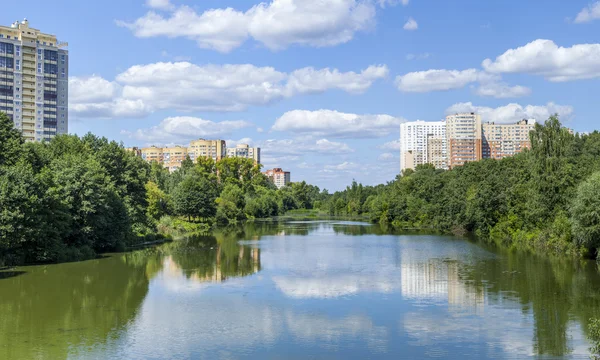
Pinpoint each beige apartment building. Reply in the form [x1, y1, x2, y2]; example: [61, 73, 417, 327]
[227, 144, 261, 164]
[446, 113, 482, 168]
[163, 146, 189, 172]
[188, 139, 226, 163]
[482, 119, 535, 160]
[264, 168, 291, 189]
[0, 19, 68, 142]
[426, 134, 447, 169]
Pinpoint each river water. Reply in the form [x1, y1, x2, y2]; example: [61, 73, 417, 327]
[1, 220, 600, 359]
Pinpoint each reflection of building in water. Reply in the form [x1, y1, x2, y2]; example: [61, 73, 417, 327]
[401, 258, 484, 311]
[163, 247, 261, 284]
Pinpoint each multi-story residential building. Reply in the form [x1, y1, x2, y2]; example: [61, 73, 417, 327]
[264, 168, 291, 189]
[141, 146, 164, 163]
[163, 146, 188, 172]
[188, 139, 226, 162]
[125, 147, 142, 157]
[400, 120, 446, 171]
[446, 113, 482, 168]
[482, 119, 535, 160]
[0, 19, 68, 142]
[227, 144, 261, 164]
[426, 134, 447, 170]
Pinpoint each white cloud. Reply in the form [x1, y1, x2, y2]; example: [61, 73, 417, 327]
[482, 39, 600, 82]
[474, 82, 532, 98]
[406, 53, 430, 60]
[146, 0, 174, 11]
[403, 17, 418, 31]
[381, 139, 401, 151]
[260, 138, 354, 155]
[574, 1, 600, 23]
[324, 162, 358, 171]
[445, 102, 574, 124]
[72, 62, 385, 118]
[118, 0, 378, 53]
[396, 69, 496, 92]
[378, 152, 396, 161]
[69, 76, 151, 119]
[123, 116, 253, 144]
[377, 0, 409, 7]
[272, 109, 404, 138]
[286, 65, 388, 95]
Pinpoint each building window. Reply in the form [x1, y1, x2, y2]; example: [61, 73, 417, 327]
[15, 46, 20, 56]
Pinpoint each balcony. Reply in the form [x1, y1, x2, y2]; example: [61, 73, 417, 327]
[23, 69, 36, 76]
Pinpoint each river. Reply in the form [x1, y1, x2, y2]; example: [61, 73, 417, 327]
[1, 220, 599, 359]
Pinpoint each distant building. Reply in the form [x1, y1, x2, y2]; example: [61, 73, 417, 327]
[227, 144, 261, 164]
[0, 19, 68, 142]
[163, 146, 188, 172]
[188, 139, 226, 162]
[446, 113, 482, 168]
[141, 146, 164, 163]
[482, 119, 535, 160]
[125, 147, 142, 157]
[264, 168, 290, 189]
[400, 120, 446, 171]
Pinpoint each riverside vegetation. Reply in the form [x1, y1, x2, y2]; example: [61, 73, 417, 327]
[2, 112, 600, 266]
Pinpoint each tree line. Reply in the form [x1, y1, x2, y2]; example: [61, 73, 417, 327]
[323, 116, 600, 259]
[0, 112, 327, 265]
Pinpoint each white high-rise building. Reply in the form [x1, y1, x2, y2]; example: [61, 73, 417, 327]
[226, 144, 261, 164]
[400, 120, 447, 172]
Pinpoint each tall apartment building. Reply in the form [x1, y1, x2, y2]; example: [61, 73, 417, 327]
[188, 139, 226, 163]
[0, 19, 68, 142]
[446, 113, 482, 168]
[141, 146, 164, 163]
[400, 120, 447, 171]
[227, 144, 261, 164]
[163, 146, 188, 172]
[482, 119, 535, 159]
[264, 168, 290, 189]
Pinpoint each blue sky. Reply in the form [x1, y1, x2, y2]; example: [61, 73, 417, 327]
[4, 0, 600, 191]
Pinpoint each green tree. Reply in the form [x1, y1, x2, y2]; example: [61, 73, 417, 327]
[172, 173, 218, 221]
[215, 184, 246, 225]
[145, 181, 172, 221]
[570, 171, 600, 254]
[0, 112, 23, 167]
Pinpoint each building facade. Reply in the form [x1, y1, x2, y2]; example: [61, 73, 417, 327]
[0, 19, 68, 142]
[163, 146, 188, 172]
[400, 120, 447, 171]
[227, 144, 261, 164]
[446, 113, 482, 168]
[188, 139, 226, 163]
[482, 119, 535, 160]
[264, 168, 291, 189]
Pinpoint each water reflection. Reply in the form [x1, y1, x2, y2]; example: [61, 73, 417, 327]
[1, 221, 599, 359]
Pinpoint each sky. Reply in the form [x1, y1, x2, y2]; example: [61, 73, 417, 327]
[3, 0, 600, 191]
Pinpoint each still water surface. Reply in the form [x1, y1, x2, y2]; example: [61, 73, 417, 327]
[1, 220, 600, 359]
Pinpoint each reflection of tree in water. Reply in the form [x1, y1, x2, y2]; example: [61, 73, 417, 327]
[0, 255, 150, 360]
[161, 232, 261, 283]
[456, 247, 600, 357]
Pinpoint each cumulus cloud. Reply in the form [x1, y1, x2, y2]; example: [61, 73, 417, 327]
[69, 76, 151, 119]
[260, 138, 354, 156]
[146, 0, 173, 11]
[574, 1, 600, 23]
[445, 102, 574, 124]
[122, 116, 253, 144]
[378, 0, 409, 7]
[286, 65, 389, 95]
[324, 162, 359, 171]
[381, 139, 401, 151]
[482, 39, 600, 82]
[70, 62, 386, 118]
[272, 109, 404, 138]
[118, 0, 378, 53]
[403, 17, 418, 31]
[378, 153, 396, 161]
[474, 82, 532, 98]
[396, 69, 496, 92]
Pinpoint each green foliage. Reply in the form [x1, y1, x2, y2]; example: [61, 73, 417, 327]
[570, 171, 600, 254]
[0, 112, 23, 167]
[146, 181, 172, 221]
[172, 171, 219, 221]
[589, 318, 600, 359]
[216, 184, 246, 225]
